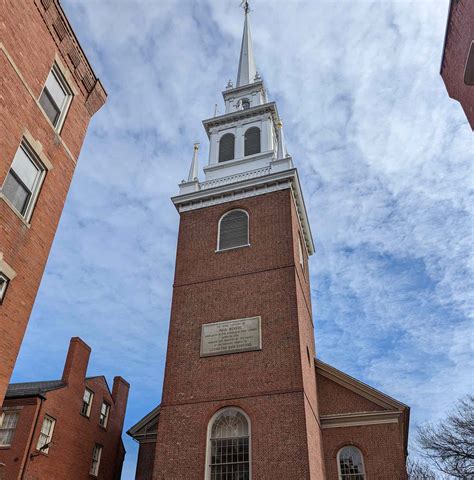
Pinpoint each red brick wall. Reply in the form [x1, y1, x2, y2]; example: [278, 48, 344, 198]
[0, 338, 129, 480]
[322, 424, 407, 480]
[0, 0, 105, 403]
[136, 442, 156, 480]
[154, 190, 325, 479]
[317, 375, 386, 415]
[441, 0, 474, 128]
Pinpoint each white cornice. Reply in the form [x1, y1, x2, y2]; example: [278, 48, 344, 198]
[321, 411, 403, 429]
[202, 102, 280, 137]
[172, 168, 315, 255]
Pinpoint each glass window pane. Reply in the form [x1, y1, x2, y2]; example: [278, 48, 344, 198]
[45, 71, 67, 110]
[3, 172, 30, 214]
[39, 89, 61, 126]
[11, 147, 39, 190]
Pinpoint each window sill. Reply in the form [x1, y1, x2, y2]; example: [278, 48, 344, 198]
[0, 194, 31, 228]
[80, 413, 91, 420]
[215, 244, 250, 253]
[0, 445, 11, 450]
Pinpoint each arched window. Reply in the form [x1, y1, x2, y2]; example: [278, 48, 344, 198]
[241, 98, 250, 110]
[218, 209, 249, 251]
[338, 446, 366, 480]
[207, 409, 250, 480]
[244, 127, 261, 156]
[219, 133, 235, 162]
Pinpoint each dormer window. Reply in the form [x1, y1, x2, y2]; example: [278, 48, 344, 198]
[244, 127, 261, 156]
[218, 133, 235, 162]
[241, 99, 250, 110]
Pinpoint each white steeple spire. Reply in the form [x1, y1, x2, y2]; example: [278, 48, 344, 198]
[236, 3, 257, 87]
[187, 143, 200, 182]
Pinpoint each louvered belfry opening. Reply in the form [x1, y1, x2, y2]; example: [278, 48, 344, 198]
[218, 210, 249, 250]
[219, 133, 235, 162]
[244, 127, 260, 156]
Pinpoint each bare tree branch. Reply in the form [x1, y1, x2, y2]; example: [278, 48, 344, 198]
[416, 395, 474, 479]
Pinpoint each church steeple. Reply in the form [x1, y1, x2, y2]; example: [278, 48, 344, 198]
[174, 3, 314, 256]
[236, 5, 257, 87]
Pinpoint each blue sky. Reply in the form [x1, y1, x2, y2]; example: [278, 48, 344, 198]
[11, 0, 473, 478]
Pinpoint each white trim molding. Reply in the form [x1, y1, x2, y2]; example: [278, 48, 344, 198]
[0, 253, 17, 281]
[172, 167, 315, 255]
[321, 410, 403, 429]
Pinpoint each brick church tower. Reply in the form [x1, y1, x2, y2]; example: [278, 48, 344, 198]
[129, 5, 409, 480]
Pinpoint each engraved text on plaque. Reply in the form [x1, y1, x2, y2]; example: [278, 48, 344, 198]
[200, 316, 262, 357]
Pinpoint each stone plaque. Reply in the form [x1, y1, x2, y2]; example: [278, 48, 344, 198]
[200, 316, 262, 357]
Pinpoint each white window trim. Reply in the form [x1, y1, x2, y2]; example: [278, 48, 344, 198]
[99, 401, 110, 428]
[90, 443, 103, 476]
[0, 139, 48, 223]
[82, 388, 94, 417]
[337, 446, 366, 480]
[36, 415, 55, 454]
[216, 209, 250, 252]
[0, 410, 20, 447]
[38, 62, 73, 133]
[204, 407, 252, 480]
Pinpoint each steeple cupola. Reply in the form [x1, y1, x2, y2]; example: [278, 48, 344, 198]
[174, 4, 314, 256]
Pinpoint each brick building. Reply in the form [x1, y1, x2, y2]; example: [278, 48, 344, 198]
[128, 6, 409, 480]
[0, 0, 106, 404]
[441, 0, 474, 129]
[0, 337, 129, 479]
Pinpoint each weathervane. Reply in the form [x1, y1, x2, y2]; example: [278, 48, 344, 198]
[240, 0, 250, 14]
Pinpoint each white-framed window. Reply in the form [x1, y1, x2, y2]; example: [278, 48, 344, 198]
[81, 388, 94, 417]
[0, 272, 9, 304]
[217, 209, 249, 251]
[36, 415, 55, 453]
[241, 98, 250, 110]
[218, 133, 235, 162]
[244, 127, 261, 156]
[99, 401, 110, 428]
[38, 63, 73, 131]
[338, 446, 366, 480]
[0, 410, 19, 447]
[205, 408, 251, 480]
[2, 141, 46, 220]
[90, 444, 103, 476]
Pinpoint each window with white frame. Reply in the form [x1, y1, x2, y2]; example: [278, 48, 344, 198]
[81, 388, 94, 417]
[244, 127, 261, 156]
[0, 273, 9, 304]
[207, 408, 250, 480]
[99, 401, 110, 428]
[0, 411, 19, 447]
[241, 98, 250, 110]
[218, 133, 235, 162]
[38, 64, 73, 130]
[2, 141, 46, 220]
[338, 446, 366, 480]
[36, 415, 55, 453]
[217, 209, 249, 251]
[90, 444, 103, 476]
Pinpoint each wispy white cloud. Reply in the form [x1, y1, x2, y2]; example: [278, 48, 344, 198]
[12, 0, 472, 477]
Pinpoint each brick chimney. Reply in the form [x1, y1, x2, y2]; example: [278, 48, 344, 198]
[112, 376, 130, 431]
[61, 337, 91, 385]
